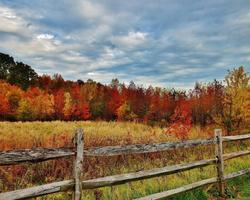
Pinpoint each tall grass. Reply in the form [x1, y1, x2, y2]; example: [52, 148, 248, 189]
[0, 121, 249, 199]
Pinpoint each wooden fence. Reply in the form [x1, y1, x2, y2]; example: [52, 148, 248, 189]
[1, 129, 250, 200]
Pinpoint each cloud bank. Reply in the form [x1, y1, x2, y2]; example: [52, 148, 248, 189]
[0, 0, 250, 89]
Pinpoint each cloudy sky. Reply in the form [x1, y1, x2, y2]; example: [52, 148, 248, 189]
[0, 0, 250, 89]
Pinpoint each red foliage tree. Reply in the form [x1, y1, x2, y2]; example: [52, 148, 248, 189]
[0, 93, 9, 119]
[71, 102, 91, 120]
[166, 97, 192, 139]
[53, 89, 65, 119]
[108, 88, 122, 119]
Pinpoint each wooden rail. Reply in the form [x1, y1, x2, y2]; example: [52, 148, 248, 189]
[0, 147, 74, 165]
[135, 167, 250, 200]
[83, 138, 215, 156]
[0, 129, 250, 200]
[0, 138, 216, 166]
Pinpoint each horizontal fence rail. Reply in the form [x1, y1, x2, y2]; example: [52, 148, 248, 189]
[222, 134, 250, 142]
[2, 166, 250, 200]
[135, 167, 250, 200]
[81, 158, 215, 189]
[83, 138, 216, 156]
[1, 133, 250, 165]
[0, 138, 216, 166]
[0, 147, 74, 165]
[0, 129, 250, 200]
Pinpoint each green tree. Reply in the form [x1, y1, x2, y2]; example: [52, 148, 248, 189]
[0, 53, 15, 80]
[8, 62, 38, 90]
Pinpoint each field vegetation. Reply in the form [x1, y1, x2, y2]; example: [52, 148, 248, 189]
[0, 53, 250, 139]
[0, 121, 250, 199]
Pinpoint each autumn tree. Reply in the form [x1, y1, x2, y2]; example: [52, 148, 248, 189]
[17, 99, 33, 121]
[0, 94, 9, 120]
[50, 74, 65, 91]
[190, 80, 224, 126]
[222, 66, 250, 134]
[166, 96, 192, 139]
[26, 87, 54, 120]
[108, 85, 122, 120]
[53, 89, 65, 119]
[37, 75, 52, 92]
[63, 92, 73, 120]
[71, 102, 91, 120]
[117, 102, 137, 121]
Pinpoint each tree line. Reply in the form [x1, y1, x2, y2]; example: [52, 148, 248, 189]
[0, 52, 249, 135]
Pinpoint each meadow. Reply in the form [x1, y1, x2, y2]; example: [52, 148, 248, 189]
[1, 121, 250, 200]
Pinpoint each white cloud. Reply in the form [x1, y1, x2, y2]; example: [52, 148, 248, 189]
[229, 12, 250, 26]
[87, 72, 95, 76]
[80, 1, 106, 20]
[0, 6, 27, 34]
[129, 31, 148, 40]
[112, 31, 148, 49]
[37, 33, 54, 40]
[1, 8, 17, 19]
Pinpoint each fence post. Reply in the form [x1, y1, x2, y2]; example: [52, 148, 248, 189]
[214, 129, 225, 199]
[73, 128, 84, 200]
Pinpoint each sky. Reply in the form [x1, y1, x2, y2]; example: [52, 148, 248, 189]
[0, 0, 250, 89]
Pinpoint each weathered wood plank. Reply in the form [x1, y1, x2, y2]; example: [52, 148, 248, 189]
[223, 134, 250, 142]
[134, 177, 218, 200]
[0, 158, 216, 199]
[0, 148, 75, 166]
[0, 159, 215, 200]
[81, 158, 216, 189]
[1, 133, 249, 165]
[0, 180, 74, 200]
[215, 129, 225, 198]
[224, 150, 250, 161]
[134, 167, 250, 200]
[0, 139, 215, 165]
[84, 138, 215, 156]
[2, 166, 250, 200]
[225, 167, 250, 180]
[73, 129, 84, 200]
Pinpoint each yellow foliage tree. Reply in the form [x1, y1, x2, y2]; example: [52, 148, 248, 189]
[222, 66, 250, 134]
[17, 99, 33, 120]
[63, 92, 73, 120]
[117, 102, 137, 121]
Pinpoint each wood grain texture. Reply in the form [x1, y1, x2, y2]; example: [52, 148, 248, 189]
[225, 167, 250, 180]
[0, 138, 216, 165]
[3, 167, 250, 200]
[224, 150, 250, 161]
[223, 134, 250, 142]
[134, 177, 218, 200]
[84, 138, 215, 156]
[73, 129, 84, 200]
[0, 147, 75, 166]
[0, 180, 74, 200]
[215, 129, 225, 197]
[81, 158, 216, 189]
[134, 167, 250, 200]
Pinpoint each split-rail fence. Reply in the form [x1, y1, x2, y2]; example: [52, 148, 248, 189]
[1, 129, 250, 200]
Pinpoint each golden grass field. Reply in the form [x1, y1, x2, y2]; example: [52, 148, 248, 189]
[0, 121, 250, 199]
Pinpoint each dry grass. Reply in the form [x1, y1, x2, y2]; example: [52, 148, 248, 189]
[0, 121, 249, 199]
